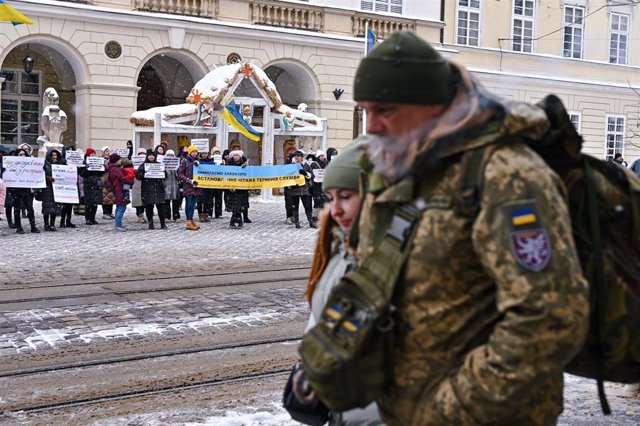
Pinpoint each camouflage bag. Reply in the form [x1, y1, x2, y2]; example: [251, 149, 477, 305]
[460, 94, 640, 414]
[299, 201, 424, 412]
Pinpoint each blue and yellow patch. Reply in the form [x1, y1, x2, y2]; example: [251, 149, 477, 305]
[511, 207, 537, 227]
[342, 320, 362, 333]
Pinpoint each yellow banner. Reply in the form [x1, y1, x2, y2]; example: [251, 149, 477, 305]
[194, 163, 305, 189]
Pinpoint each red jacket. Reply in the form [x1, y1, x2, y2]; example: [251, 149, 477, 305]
[107, 163, 134, 206]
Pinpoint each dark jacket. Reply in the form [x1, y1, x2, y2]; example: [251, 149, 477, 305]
[81, 156, 104, 206]
[136, 160, 166, 205]
[177, 155, 200, 197]
[41, 149, 63, 215]
[288, 161, 313, 196]
[107, 162, 134, 206]
[225, 156, 249, 211]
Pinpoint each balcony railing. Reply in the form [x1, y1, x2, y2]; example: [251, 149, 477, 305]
[352, 15, 416, 38]
[250, 0, 323, 32]
[135, 0, 218, 18]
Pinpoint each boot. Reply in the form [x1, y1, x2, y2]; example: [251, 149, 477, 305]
[185, 219, 199, 231]
[7, 209, 16, 229]
[59, 218, 66, 228]
[66, 220, 76, 228]
[203, 213, 211, 223]
[148, 220, 155, 230]
[16, 226, 25, 234]
[293, 212, 301, 229]
[137, 214, 147, 224]
[198, 212, 206, 223]
[14, 210, 24, 233]
[243, 211, 252, 223]
[306, 212, 318, 229]
[29, 214, 40, 233]
[43, 215, 51, 231]
[159, 215, 167, 230]
[49, 215, 57, 231]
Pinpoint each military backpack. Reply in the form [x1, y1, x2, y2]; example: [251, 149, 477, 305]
[459, 94, 640, 414]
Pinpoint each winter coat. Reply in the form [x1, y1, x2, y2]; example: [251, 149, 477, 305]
[136, 161, 166, 205]
[41, 150, 62, 215]
[177, 155, 200, 197]
[164, 169, 180, 200]
[225, 157, 249, 212]
[131, 180, 144, 208]
[102, 158, 115, 205]
[0, 178, 5, 215]
[81, 160, 104, 207]
[107, 162, 133, 206]
[288, 162, 313, 196]
[357, 63, 589, 425]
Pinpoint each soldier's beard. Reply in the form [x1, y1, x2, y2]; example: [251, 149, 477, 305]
[366, 119, 438, 184]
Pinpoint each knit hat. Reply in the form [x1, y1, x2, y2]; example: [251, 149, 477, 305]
[323, 138, 366, 192]
[137, 147, 147, 155]
[146, 149, 155, 156]
[101, 146, 111, 153]
[85, 148, 96, 156]
[211, 146, 221, 155]
[187, 145, 198, 155]
[293, 150, 304, 157]
[354, 31, 453, 106]
[229, 150, 244, 158]
[166, 149, 175, 156]
[121, 158, 133, 167]
[315, 150, 326, 158]
[108, 153, 121, 163]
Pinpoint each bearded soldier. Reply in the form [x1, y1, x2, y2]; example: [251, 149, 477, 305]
[354, 32, 589, 425]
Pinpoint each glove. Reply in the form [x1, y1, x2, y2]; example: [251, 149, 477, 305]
[192, 180, 198, 187]
[299, 169, 307, 175]
[241, 163, 247, 168]
[194, 160, 200, 167]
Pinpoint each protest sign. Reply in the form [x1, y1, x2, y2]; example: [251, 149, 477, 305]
[195, 163, 304, 190]
[86, 156, 105, 171]
[144, 162, 165, 179]
[52, 164, 79, 203]
[212, 154, 223, 165]
[162, 156, 180, 171]
[65, 150, 85, 167]
[2, 157, 46, 189]
[114, 148, 129, 157]
[132, 155, 146, 169]
[312, 168, 325, 183]
[191, 138, 209, 153]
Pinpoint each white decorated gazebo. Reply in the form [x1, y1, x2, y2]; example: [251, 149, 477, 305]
[130, 62, 328, 200]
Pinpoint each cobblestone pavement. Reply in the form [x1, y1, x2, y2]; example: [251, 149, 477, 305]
[0, 197, 317, 286]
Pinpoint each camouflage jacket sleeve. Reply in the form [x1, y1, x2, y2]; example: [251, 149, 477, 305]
[419, 143, 590, 424]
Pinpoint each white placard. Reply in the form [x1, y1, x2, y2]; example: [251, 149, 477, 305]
[313, 168, 325, 183]
[144, 162, 165, 179]
[132, 154, 146, 169]
[162, 156, 180, 171]
[65, 150, 85, 167]
[156, 154, 165, 163]
[212, 154, 223, 165]
[114, 148, 129, 157]
[191, 138, 209, 153]
[2, 157, 46, 189]
[52, 164, 78, 186]
[86, 156, 105, 171]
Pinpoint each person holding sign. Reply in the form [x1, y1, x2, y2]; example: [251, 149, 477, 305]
[7, 149, 41, 234]
[163, 149, 181, 222]
[177, 146, 200, 231]
[80, 148, 103, 225]
[100, 146, 115, 220]
[209, 146, 225, 219]
[289, 151, 317, 229]
[225, 150, 251, 229]
[41, 149, 64, 231]
[135, 149, 167, 230]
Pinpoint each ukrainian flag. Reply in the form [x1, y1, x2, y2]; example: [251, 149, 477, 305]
[219, 100, 262, 142]
[511, 207, 537, 226]
[0, 0, 33, 25]
[366, 29, 378, 54]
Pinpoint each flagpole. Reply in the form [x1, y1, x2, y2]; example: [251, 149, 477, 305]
[362, 21, 368, 136]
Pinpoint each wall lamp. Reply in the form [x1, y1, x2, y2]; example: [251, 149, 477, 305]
[23, 44, 35, 74]
[333, 88, 344, 100]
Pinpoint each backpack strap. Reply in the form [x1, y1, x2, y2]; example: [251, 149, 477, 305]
[584, 159, 611, 415]
[456, 142, 504, 217]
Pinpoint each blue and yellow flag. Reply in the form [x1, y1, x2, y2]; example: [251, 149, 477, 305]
[194, 163, 304, 190]
[0, 0, 33, 25]
[366, 29, 377, 54]
[219, 100, 262, 142]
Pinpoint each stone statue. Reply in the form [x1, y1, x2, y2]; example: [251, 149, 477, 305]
[37, 87, 67, 157]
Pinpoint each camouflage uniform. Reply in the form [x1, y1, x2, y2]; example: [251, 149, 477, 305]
[357, 64, 590, 425]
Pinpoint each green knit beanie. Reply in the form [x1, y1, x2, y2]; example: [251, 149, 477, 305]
[322, 137, 367, 192]
[354, 31, 453, 105]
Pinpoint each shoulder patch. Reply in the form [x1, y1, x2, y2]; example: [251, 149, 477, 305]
[510, 229, 551, 272]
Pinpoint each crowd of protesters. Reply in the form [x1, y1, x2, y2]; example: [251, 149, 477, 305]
[0, 141, 336, 233]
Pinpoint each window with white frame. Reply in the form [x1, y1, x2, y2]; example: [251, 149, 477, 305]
[609, 13, 629, 64]
[361, 0, 403, 14]
[457, 0, 481, 46]
[512, 0, 534, 52]
[1, 69, 41, 146]
[569, 112, 581, 132]
[605, 115, 625, 161]
[563, 6, 584, 59]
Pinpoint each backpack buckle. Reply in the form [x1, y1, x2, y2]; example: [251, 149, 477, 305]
[386, 202, 423, 246]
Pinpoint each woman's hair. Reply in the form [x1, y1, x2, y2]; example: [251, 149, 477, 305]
[304, 208, 337, 305]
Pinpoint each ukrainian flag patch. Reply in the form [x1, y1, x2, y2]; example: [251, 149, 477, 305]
[511, 207, 537, 226]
